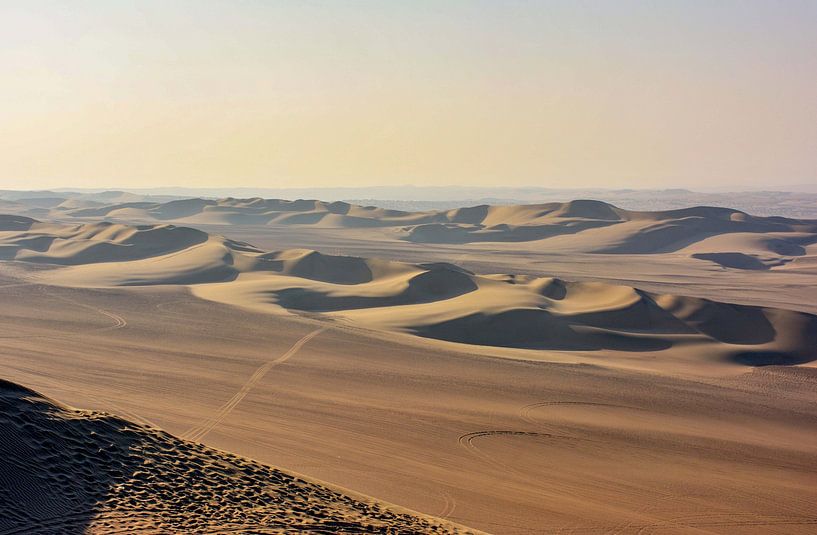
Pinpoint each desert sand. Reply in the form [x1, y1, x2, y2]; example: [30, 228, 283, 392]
[5, 197, 816, 252]
[1, 215, 814, 370]
[0, 378, 477, 534]
[5, 197, 817, 310]
[1, 200, 816, 533]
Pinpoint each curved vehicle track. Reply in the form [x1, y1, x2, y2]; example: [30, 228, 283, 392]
[0, 286, 127, 339]
[436, 489, 457, 521]
[518, 401, 642, 427]
[457, 430, 575, 476]
[182, 327, 327, 442]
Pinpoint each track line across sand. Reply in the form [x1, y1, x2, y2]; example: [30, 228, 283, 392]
[86, 394, 162, 431]
[182, 327, 327, 442]
[0, 288, 127, 340]
[518, 401, 641, 427]
[436, 489, 457, 520]
[22, 374, 163, 432]
[457, 430, 575, 475]
[47, 290, 128, 333]
[633, 513, 817, 534]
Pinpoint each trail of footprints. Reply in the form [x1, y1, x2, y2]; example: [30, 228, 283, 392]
[0, 382, 473, 534]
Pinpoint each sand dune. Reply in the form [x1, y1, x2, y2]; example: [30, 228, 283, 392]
[0, 217, 211, 264]
[197, 268, 817, 364]
[0, 378, 478, 534]
[50, 197, 430, 228]
[4, 196, 816, 271]
[3, 217, 814, 368]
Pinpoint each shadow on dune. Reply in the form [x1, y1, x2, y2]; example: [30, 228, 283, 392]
[413, 309, 673, 351]
[403, 219, 617, 244]
[326, 201, 352, 215]
[669, 300, 778, 345]
[258, 250, 376, 284]
[273, 268, 479, 312]
[595, 214, 811, 254]
[0, 380, 140, 534]
[691, 252, 772, 270]
[728, 351, 814, 366]
[0, 215, 37, 232]
[567, 292, 699, 334]
[12, 224, 211, 266]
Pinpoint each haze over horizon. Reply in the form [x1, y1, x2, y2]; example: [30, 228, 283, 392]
[4, 4, 817, 535]
[2, 1, 816, 191]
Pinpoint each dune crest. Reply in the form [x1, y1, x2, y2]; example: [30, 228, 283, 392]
[4, 196, 817, 270]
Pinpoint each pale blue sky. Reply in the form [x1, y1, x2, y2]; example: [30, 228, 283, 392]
[1, 1, 815, 189]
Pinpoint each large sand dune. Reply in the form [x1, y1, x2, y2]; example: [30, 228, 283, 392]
[3, 217, 815, 369]
[0, 216, 210, 265]
[0, 378, 478, 534]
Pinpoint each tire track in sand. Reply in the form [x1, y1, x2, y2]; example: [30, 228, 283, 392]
[457, 430, 576, 474]
[0, 287, 127, 339]
[182, 327, 327, 443]
[436, 489, 457, 520]
[518, 401, 641, 428]
[46, 289, 128, 333]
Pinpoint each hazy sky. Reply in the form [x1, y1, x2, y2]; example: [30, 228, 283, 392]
[1, 1, 815, 190]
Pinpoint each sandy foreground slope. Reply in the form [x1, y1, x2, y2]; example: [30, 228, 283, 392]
[1, 214, 817, 533]
[0, 378, 478, 534]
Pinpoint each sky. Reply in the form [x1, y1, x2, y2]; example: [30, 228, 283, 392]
[1, 1, 815, 191]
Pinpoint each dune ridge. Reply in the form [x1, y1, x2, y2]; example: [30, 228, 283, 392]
[4, 197, 817, 270]
[0, 378, 479, 534]
[2, 217, 815, 367]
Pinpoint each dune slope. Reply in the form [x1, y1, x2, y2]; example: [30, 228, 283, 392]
[0, 378, 477, 534]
